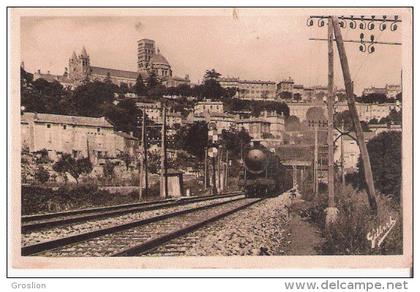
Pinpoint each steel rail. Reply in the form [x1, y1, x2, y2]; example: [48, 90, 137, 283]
[111, 198, 263, 257]
[21, 196, 245, 256]
[21, 192, 242, 232]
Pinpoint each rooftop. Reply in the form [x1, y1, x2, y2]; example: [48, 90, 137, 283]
[22, 112, 114, 128]
[91, 66, 138, 80]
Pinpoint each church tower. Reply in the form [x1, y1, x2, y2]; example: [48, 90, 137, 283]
[68, 47, 91, 83]
[137, 39, 156, 74]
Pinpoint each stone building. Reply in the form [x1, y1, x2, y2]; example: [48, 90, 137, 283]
[21, 112, 138, 161]
[237, 118, 271, 139]
[362, 84, 401, 98]
[34, 39, 190, 88]
[259, 110, 286, 138]
[218, 77, 276, 100]
[193, 100, 224, 115]
[137, 39, 190, 86]
[277, 77, 294, 93]
[67, 47, 138, 87]
[287, 101, 400, 122]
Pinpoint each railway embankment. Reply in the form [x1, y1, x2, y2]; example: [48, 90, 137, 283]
[151, 194, 293, 256]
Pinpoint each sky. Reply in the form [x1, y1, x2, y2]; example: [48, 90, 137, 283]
[20, 9, 404, 95]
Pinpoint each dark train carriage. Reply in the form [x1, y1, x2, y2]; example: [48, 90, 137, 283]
[238, 144, 292, 197]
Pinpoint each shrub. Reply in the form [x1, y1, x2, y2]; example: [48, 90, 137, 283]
[34, 166, 50, 184]
[306, 185, 402, 255]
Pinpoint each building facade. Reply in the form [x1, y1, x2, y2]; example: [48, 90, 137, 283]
[34, 39, 190, 88]
[193, 100, 224, 115]
[287, 101, 400, 122]
[67, 47, 138, 87]
[218, 77, 276, 100]
[362, 84, 401, 98]
[21, 112, 138, 160]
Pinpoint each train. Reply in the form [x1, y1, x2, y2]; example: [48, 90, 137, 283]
[238, 144, 292, 197]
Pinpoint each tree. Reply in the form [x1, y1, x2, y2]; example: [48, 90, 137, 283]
[361, 93, 387, 104]
[53, 154, 93, 184]
[35, 166, 50, 184]
[355, 131, 402, 202]
[201, 69, 225, 100]
[221, 128, 251, 159]
[279, 91, 293, 100]
[360, 121, 370, 132]
[119, 82, 129, 94]
[368, 118, 379, 124]
[105, 99, 141, 136]
[104, 72, 113, 84]
[102, 160, 116, 181]
[133, 74, 147, 96]
[396, 92, 402, 102]
[334, 110, 354, 131]
[388, 109, 402, 124]
[21, 76, 70, 114]
[146, 72, 160, 89]
[204, 69, 221, 80]
[72, 81, 118, 117]
[293, 93, 302, 101]
[173, 121, 208, 159]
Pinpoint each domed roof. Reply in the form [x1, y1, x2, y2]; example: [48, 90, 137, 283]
[150, 49, 170, 66]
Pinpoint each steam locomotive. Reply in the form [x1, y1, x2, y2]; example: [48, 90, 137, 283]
[238, 144, 291, 197]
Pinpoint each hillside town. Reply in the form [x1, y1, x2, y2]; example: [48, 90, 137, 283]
[21, 38, 402, 193]
[13, 4, 412, 266]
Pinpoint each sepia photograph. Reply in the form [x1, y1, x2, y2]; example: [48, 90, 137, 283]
[7, 7, 413, 273]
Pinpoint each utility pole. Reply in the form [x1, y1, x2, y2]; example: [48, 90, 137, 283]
[142, 110, 149, 196]
[211, 154, 217, 195]
[325, 18, 338, 226]
[341, 123, 345, 188]
[204, 146, 208, 190]
[313, 124, 319, 196]
[307, 15, 401, 213]
[217, 147, 222, 192]
[225, 150, 229, 188]
[331, 16, 377, 212]
[160, 106, 169, 198]
[138, 152, 143, 201]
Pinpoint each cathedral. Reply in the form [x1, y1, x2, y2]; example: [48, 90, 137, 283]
[33, 39, 190, 88]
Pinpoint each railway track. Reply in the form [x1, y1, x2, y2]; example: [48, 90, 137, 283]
[23, 196, 261, 257]
[21, 192, 242, 232]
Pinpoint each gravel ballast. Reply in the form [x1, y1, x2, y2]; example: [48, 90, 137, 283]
[147, 194, 293, 256]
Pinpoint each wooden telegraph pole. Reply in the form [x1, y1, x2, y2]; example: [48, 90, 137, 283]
[330, 16, 377, 212]
[341, 124, 345, 187]
[325, 18, 338, 225]
[225, 150, 229, 188]
[142, 111, 149, 196]
[204, 146, 208, 190]
[313, 124, 319, 196]
[160, 106, 169, 198]
[307, 15, 402, 214]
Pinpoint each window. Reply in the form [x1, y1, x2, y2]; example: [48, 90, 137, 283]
[63, 125, 67, 130]
[47, 124, 51, 128]
[97, 128, 101, 133]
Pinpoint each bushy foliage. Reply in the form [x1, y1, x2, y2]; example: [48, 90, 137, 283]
[21, 184, 144, 214]
[53, 154, 93, 184]
[34, 166, 50, 184]
[173, 121, 208, 159]
[353, 131, 402, 202]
